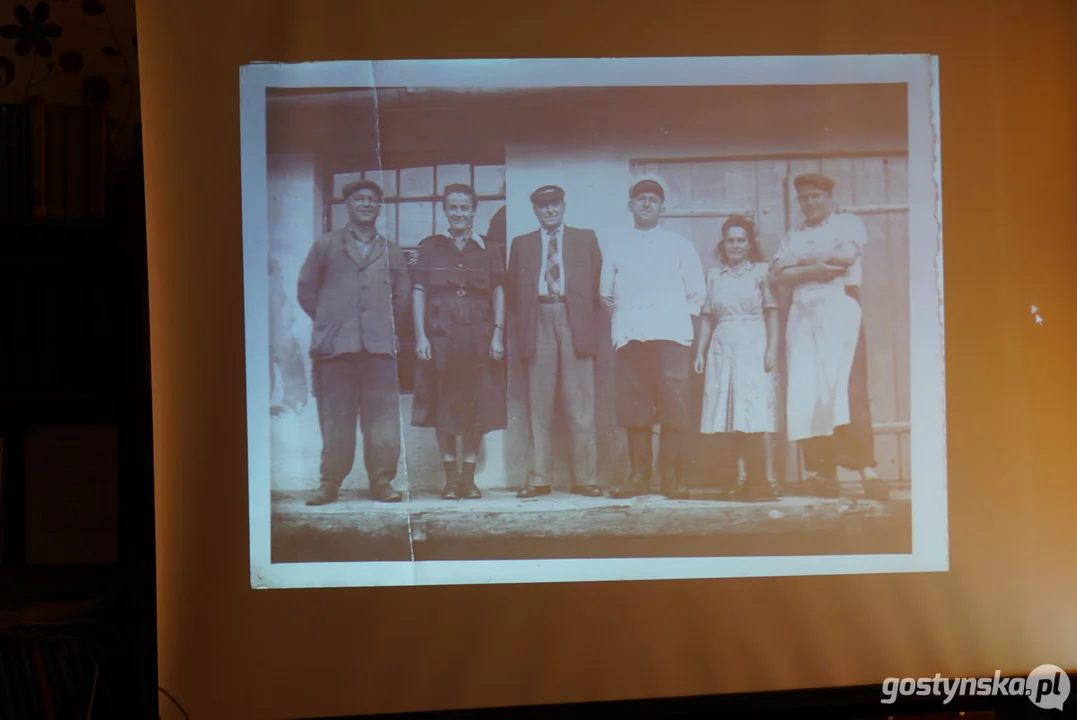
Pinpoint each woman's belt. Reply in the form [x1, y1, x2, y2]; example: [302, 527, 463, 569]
[716, 313, 764, 323]
[431, 287, 490, 299]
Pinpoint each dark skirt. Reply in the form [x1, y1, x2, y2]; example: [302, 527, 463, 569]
[411, 300, 507, 437]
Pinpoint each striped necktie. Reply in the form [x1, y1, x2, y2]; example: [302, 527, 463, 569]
[545, 229, 561, 295]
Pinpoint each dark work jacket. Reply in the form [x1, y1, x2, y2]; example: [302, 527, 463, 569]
[507, 225, 602, 360]
[296, 228, 411, 359]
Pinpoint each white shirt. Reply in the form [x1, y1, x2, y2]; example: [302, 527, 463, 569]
[599, 224, 706, 350]
[538, 224, 565, 296]
[773, 211, 868, 288]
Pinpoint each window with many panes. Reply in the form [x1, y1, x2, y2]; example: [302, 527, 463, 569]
[328, 164, 506, 247]
[326, 163, 505, 394]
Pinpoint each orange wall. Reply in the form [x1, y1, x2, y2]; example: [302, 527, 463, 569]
[137, 1, 1077, 718]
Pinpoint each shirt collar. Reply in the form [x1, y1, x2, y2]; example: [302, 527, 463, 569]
[798, 211, 835, 232]
[345, 224, 382, 244]
[346, 222, 381, 243]
[719, 261, 754, 277]
[447, 229, 484, 250]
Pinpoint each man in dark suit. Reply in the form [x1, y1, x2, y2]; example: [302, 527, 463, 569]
[296, 179, 411, 506]
[507, 185, 604, 498]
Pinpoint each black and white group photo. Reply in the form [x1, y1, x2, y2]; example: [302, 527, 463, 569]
[240, 56, 946, 588]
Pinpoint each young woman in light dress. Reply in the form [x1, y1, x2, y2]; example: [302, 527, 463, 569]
[693, 215, 780, 501]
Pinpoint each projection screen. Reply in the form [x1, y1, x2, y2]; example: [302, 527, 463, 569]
[240, 55, 944, 590]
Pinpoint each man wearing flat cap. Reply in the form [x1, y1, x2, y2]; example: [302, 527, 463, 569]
[769, 172, 883, 499]
[507, 185, 604, 498]
[599, 174, 706, 499]
[297, 178, 412, 505]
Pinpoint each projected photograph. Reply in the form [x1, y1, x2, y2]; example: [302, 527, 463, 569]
[240, 56, 945, 588]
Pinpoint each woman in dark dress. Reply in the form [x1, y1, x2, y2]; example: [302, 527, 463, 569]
[412, 183, 507, 499]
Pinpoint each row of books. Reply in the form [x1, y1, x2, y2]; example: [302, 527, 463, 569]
[0, 100, 109, 221]
[0, 636, 115, 719]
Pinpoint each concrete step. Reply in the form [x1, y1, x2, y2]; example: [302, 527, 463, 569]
[273, 489, 910, 540]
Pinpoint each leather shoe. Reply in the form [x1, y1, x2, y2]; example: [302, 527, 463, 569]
[663, 485, 691, 500]
[801, 474, 840, 499]
[863, 479, 890, 501]
[461, 483, 482, 500]
[608, 482, 649, 498]
[517, 485, 551, 499]
[369, 483, 402, 503]
[574, 485, 603, 497]
[305, 484, 339, 506]
[736, 482, 778, 502]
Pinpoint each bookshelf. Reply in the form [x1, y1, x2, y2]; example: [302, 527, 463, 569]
[1, 100, 109, 221]
[0, 153, 158, 716]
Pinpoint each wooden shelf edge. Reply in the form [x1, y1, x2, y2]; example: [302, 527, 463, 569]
[0, 563, 120, 578]
[0, 216, 118, 229]
[0, 389, 114, 402]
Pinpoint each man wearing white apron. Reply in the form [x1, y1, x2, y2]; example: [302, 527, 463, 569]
[770, 173, 878, 499]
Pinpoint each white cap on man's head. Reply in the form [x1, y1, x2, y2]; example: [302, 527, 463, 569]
[629, 173, 669, 202]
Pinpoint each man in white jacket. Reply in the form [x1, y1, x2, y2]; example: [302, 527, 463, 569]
[599, 174, 706, 500]
[769, 173, 884, 500]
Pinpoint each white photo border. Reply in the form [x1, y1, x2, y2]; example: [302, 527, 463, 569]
[240, 54, 946, 589]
